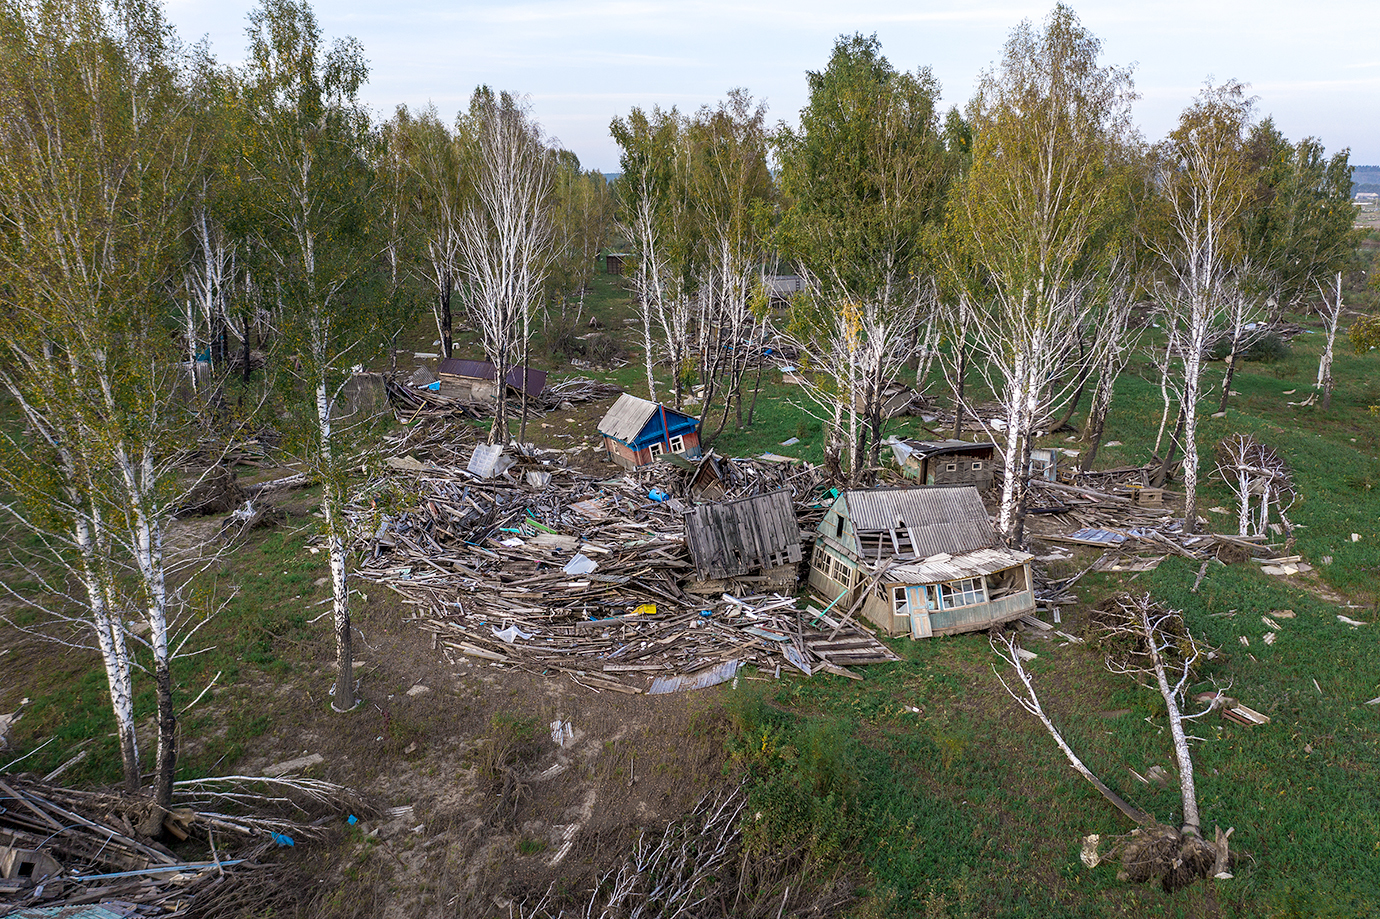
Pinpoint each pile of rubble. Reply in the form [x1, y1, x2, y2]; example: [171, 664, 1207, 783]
[354, 417, 899, 694]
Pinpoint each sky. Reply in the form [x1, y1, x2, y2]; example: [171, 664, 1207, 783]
[165, 0, 1380, 172]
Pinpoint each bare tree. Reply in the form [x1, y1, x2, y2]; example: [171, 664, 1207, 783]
[1312, 271, 1344, 408]
[1146, 81, 1255, 533]
[1215, 434, 1295, 542]
[456, 88, 556, 445]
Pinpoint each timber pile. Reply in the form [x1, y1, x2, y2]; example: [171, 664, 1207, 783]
[1025, 477, 1292, 583]
[355, 437, 895, 692]
[384, 373, 622, 419]
[0, 774, 354, 916]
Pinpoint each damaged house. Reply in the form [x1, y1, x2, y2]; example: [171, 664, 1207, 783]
[890, 439, 996, 490]
[807, 486, 1034, 639]
[682, 490, 803, 592]
[437, 358, 547, 403]
[597, 393, 702, 469]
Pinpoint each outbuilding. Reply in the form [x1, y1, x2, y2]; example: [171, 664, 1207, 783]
[807, 486, 1034, 638]
[597, 393, 702, 469]
[437, 358, 547, 403]
[683, 489, 802, 590]
[890, 439, 996, 489]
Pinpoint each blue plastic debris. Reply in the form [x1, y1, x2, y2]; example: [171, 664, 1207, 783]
[271, 832, 295, 847]
[699, 609, 713, 618]
[347, 814, 358, 826]
[426, 381, 441, 391]
[648, 487, 669, 502]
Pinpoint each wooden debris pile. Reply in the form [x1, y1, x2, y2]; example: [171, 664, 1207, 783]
[355, 441, 894, 693]
[384, 373, 621, 418]
[0, 774, 356, 916]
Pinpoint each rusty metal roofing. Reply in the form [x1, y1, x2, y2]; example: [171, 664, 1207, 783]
[842, 486, 996, 557]
[887, 545, 1033, 584]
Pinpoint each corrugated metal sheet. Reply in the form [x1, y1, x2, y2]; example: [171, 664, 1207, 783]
[648, 659, 740, 694]
[597, 393, 699, 447]
[438, 358, 495, 380]
[909, 439, 996, 458]
[683, 490, 802, 580]
[843, 486, 996, 557]
[889, 546, 1033, 584]
[437, 359, 547, 396]
[597, 393, 660, 443]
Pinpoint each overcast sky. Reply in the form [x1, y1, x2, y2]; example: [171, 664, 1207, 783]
[166, 0, 1380, 171]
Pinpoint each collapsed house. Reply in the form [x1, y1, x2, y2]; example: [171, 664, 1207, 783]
[437, 358, 547, 403]
[807, 486, 1035, 638]
[597, 393, 702, 469]
[889, 439, 997, 489]
[682, 489, 803, 592]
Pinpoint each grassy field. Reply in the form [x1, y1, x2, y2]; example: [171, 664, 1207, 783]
[2, 264, 1379, 917]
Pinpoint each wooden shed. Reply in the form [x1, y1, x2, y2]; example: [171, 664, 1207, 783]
[437, 358, 547, 403]
[605, 253, 629, 275]
[807, 486, 1034, 639]
[890, 439, 996, 489]
[597, 393, 702, 469]
[683, 490, 802, 589]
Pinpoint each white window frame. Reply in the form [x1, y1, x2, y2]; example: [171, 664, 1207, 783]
[648, 442, 664, 458]
[945, 462, 959, 473]
[669, 435, 686, 453]
[971, 461, 983, 471]
[939, 577, 986, 609]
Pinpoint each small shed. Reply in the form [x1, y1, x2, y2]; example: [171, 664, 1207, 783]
[437, 358, 547, 402]
[890, 439, 996, 489]
[605, 253, 630, 275]
[597, 393, 702, 469]
[807, 486, 1034, 639]
[683, 490, 802, 589]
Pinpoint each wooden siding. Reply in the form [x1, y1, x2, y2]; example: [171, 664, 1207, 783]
[683, 490, 801, 580]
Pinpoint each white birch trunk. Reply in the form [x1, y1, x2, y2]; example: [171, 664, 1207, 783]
[316, 379, 356, 712]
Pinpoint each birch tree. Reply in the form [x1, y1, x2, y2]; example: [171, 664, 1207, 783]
[775, 34, 953, 477]
[610, 105, 698, 406]
[456, 87, 556, 445]
[950, 4, 1136, 543]
[239, 0, 388, 712]
[0, 0, 201, 807]
[1146, 81, 1254, 534]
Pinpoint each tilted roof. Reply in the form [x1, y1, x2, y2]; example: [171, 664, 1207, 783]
[841, 486, 997, 557]
[597, 393, 698, 445]
[888, 545, 1033, 584]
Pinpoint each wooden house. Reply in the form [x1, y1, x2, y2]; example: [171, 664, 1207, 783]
[437, 358, 547, 403]
[597, 393, 702, 469]
[807, 486, 1034, 639]
[605, 253, 629, 275]
[890, 439, 996, 490]
[683, 490, 802, 590]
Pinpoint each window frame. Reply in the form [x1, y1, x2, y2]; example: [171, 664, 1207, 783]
[939, 577, 986, 609]
[669, 435, 686, 453]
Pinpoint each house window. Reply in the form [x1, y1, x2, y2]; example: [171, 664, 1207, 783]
[939, 578, 986, 609]
[669, 435, 686, 453]
[835, 515, 845, 539]
[972, 461, 983, 471]
[945, 462, 958, 473]
[892, 586, 908, 615]
[648, 442, 664, 458]
[827, 553, 851, 586]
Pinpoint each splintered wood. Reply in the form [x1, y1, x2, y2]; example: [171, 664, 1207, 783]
[356, 424, 896, 693]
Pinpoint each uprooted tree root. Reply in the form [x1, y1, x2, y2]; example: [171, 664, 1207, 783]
[1106, 823, 1233, 893]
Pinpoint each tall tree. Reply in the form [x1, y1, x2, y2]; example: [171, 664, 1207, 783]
[950, 4, 1137, 543]
[1146, 81, 1255, 534]
[776, 34, 953, 478]
[239, 0, 389, 712]
[0, 0, 200, 808]
[456, 88, 556, 445]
